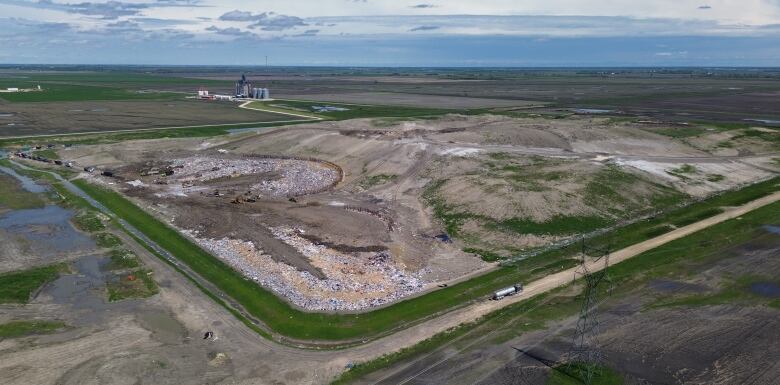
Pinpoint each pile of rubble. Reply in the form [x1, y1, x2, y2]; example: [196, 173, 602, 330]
[183, 226, 426, 311]
[169, 157, 340, 197]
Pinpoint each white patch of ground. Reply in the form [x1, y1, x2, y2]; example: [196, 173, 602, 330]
[438, 147, 481, 157]
[614, 159, 773, 196]
[572, 138, 705, 157]
[126, 179, 146, 187]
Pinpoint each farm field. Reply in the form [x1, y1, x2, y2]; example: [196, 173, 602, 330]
[0, 99, 295, 137]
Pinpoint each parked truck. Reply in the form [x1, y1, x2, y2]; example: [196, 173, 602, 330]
[492, 284, 523, 300]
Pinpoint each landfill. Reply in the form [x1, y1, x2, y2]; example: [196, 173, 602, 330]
[169, 157, 340, 197]
[183, 226, 426, 311]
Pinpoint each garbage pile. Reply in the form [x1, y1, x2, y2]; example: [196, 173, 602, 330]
[183, 226, 426, 311]
[169, 157, 339, 197]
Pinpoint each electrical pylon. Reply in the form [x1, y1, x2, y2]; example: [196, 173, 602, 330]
[564, 238, 612, 385]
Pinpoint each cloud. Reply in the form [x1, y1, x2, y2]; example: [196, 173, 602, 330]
[0, 17, 72, 38]
[155, 0, 200, 4]
[294, 28, 319, 37]
[409, 25, 439, 31]
[105, 19, 141, 30]
[205, 25, 251, 36]
[5, 0, 202, 20]
[218, 9, 307, 31]
[250, 13, 307, 31]
[218, 9, 255, 22]
[410, 4, 436, 8]
[130, 17, 199, 26]
[655, 51, 688, 56]
[308, 14, 780, 38]
[58, 1, 151, 19]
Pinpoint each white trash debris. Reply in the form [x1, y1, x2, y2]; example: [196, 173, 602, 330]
[183, 226, 426, 311]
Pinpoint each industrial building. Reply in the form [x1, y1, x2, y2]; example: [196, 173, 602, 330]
[0, 85, 42, 93]
[235, 74, 270, 100]
[197, 74, 269, 101]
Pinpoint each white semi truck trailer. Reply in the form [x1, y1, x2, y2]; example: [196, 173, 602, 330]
[491, 284, 523, 300]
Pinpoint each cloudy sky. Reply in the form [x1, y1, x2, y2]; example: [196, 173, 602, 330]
[1, 0, 780, 66]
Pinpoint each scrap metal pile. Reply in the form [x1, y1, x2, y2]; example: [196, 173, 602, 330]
[167, 157, 340, 197]
[183, 226, 426, 311]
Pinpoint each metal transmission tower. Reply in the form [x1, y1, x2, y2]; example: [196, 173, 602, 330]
[564, 238, 612, 385]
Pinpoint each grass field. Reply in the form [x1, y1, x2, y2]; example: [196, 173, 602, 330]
[0, 83, 182, 102]
[71, 175, 780, 341]
[0, 72, 227, 102]
[0, 320, 66, 338]
[32, 149, 60, 160]
[0, 173, 45, 210]
[0, 264, 68, 304]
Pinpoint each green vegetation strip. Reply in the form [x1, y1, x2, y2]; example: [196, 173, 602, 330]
[72, 175, 780, 341]
[0, 320, 66, 338]
[0, 264, 68, 304]
[358, 174, 398, 189]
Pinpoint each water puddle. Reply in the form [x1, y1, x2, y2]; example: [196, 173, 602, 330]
[744, 119, 780, 126]
[573, 108, 613, 114]
[0, 165, 48, 193]
[763, 225, 780, 235]
[42, 254, 142, 325]
[749, 282, 780, 298]
[47, 255, 106, 306]
[137, 310, 187, 345]
[648, 279, 708, 293]
[227, 126, 275, 135]
[0, 205, 95, 255]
